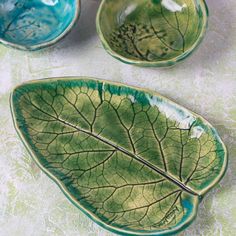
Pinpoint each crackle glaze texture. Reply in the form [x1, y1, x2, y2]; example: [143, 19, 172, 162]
[11, 78, 227, 235]
[97, 0, 208, 67]
[0, 0, 236, 235]
[0, 0, 79, 50]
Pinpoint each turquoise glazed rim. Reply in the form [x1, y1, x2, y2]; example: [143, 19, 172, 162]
[96, 0, 208, 67]
[0, 0, 81, 50]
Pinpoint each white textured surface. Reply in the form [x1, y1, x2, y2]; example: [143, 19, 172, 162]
[0, 0, 236, 235]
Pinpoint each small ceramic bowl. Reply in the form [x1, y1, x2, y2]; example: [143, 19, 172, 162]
[97, 0, 208, 67]
[0, 0, 81, 50]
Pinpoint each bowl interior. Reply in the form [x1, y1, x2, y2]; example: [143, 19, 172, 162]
[0, 0, 78, 48]
[98, 0, 207, 64]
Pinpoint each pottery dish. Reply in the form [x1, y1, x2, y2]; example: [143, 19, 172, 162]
[0, 0, 81, 50]
[11, 77, 227, 235]
[97, 0, 208, 67]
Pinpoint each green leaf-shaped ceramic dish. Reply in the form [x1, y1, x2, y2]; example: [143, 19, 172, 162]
[11, 77, 227, 235]
[96, 0, 208, 67]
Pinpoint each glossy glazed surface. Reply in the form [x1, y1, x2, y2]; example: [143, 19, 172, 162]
[0, 0, 80, 50]
[11, 78, 227, 236]
[97, 0, 208, 67]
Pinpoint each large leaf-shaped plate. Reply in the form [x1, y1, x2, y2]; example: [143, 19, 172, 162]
[11, 78, 227, 235]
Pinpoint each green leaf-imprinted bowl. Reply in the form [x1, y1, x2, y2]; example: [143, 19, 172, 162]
[11, 77, 227, 235]
[96, 0, 208, 67]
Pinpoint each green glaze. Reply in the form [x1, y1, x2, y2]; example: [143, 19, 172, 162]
[96, 0, 208, 67]
[11, 77, 227, 235]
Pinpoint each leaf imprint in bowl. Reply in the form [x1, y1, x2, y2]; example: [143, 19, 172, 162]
[97, 0, 208, 66]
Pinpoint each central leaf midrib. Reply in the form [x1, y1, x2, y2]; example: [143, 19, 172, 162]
[56, 117, 198, 196]
[27, 99, 198, 196]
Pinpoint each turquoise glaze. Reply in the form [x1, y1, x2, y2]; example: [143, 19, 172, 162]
[0, 0, 80, 50]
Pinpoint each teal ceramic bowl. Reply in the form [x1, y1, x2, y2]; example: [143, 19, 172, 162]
[0, 0, 81, 50]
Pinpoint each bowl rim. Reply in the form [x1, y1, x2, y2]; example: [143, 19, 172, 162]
[0, 0, 81, 51]
[96, 0, 209, 67]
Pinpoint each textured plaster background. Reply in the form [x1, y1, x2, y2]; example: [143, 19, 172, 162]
[0, 0, 235, 235]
